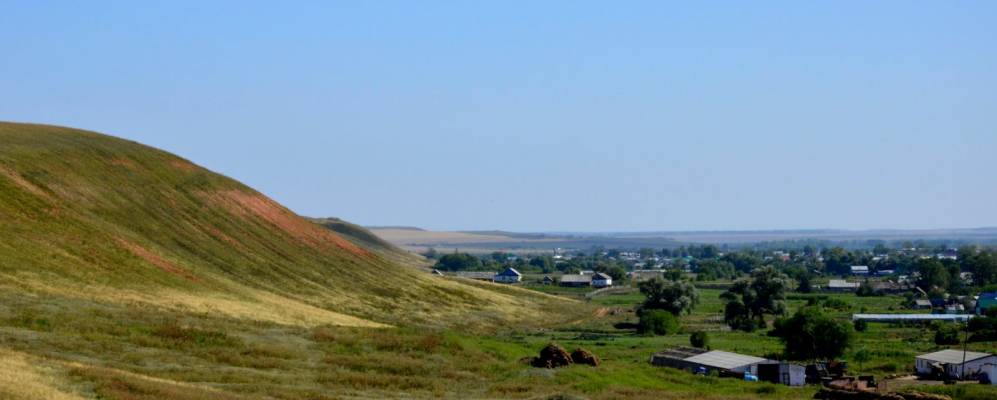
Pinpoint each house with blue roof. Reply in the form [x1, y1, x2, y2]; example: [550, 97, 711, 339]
[976, 292, 997, 315]
[494, 267, 522, 284]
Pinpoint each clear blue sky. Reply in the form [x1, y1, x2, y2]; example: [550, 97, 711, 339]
[2, 1, 995, 231]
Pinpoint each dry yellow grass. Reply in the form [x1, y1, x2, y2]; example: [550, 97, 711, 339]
[5, 273, 386, 328]
[0, 349, 85, 400]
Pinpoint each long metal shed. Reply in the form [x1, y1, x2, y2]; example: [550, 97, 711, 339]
[851, 314, 975, 323]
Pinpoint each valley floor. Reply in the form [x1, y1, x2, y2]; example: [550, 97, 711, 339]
[1, 281, 995, 399]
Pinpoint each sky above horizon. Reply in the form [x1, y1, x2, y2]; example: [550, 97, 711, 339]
[2, 1, 995, 232]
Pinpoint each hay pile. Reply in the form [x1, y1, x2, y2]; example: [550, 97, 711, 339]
[570, 348, 600, 366]
[530, 343, 600, 368]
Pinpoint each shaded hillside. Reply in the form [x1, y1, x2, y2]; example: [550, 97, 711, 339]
[311, 217, 427, 267]
[0, 122, 576, 329]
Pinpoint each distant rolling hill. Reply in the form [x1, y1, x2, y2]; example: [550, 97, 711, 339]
[310, 217, 427, 266]
[370, 226, 997, 254]
[0, 122, 572, 329]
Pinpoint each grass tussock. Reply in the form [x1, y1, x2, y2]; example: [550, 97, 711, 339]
[69, 366, 248, 400]
[0, 349, 85, 400]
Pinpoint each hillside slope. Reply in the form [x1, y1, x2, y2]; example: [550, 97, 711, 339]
[310, 217, 427, 267]
[0, 122, 575, 329]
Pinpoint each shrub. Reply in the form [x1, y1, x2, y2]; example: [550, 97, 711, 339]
[854, 319, 868, 332]
[822, 298, 851, 311]
[638, 310, 680, 335]
[771, 306, 853, 360]
[856, 281, 879, 297]
[933, 323, 961, 345]
[689, 331, 709, 348]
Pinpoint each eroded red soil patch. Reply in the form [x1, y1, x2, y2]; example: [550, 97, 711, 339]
[169, 159, 198, 172]
[204, 190, 370, 258]
[109, 158, 136, 168]
[117, 238, 197, 281]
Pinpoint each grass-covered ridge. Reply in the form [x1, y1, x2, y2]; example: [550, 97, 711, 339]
[310, 216, 428, 267]
[0, 122, 578, 329]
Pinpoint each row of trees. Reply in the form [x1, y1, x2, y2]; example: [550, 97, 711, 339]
[433, 243, 997, 294]
[636, 266, 855, 360]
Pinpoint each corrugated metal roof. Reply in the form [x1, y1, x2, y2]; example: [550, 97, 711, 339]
[454, 271, 495, 279]
[828, 279, 859, 288]
[852, 314, 974, 322]
[917, 349, 994, 364]
[683, 350, 768, 370]
[560, 275, 591, 283]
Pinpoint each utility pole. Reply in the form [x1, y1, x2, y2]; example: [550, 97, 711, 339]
[961, 321, 969, 380]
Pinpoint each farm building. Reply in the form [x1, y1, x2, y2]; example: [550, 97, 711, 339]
[915, 349, 996, 379]
[913, 299, 933, 310]
[493, 267, 522, 284]
[650, 347, 769, 375]
[541, 275, 554, 285]
[852, 314, 974, 323]
[826, 279, 860, 292]
[850, 265, 869, 275]
[757, 361, 807, 386]
[454, 271, 496, 281]
[984, 363, 997, 385]
[559, 274, 591, 287]
[592, 272, 613, 288]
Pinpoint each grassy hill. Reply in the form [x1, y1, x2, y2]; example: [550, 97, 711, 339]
[0, 122, 584, 399]
[310, 217, 427, 267]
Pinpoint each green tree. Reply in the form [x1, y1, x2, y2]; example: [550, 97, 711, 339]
[720, 266, 789, 331]
[823, 247, 852, 276]
[771, 306, 854, 360]
[933, 323, 961, 345]
[690, 331, 710, 349]
[964, 250, 997, 287]
[853, 349, 872, 371]
[595, 261, 626, 281]
[916, 258, 950, 292]
[721, 252, 763, 273]
[696, 259, 736, 281]
[796, 274, 813, 293]
[638, 278, 699, 315]
[637, 309, 679, 335]
[853, 319, 868, 332]
[434, 252, 481, 271]
[529, 255, 554, 273]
